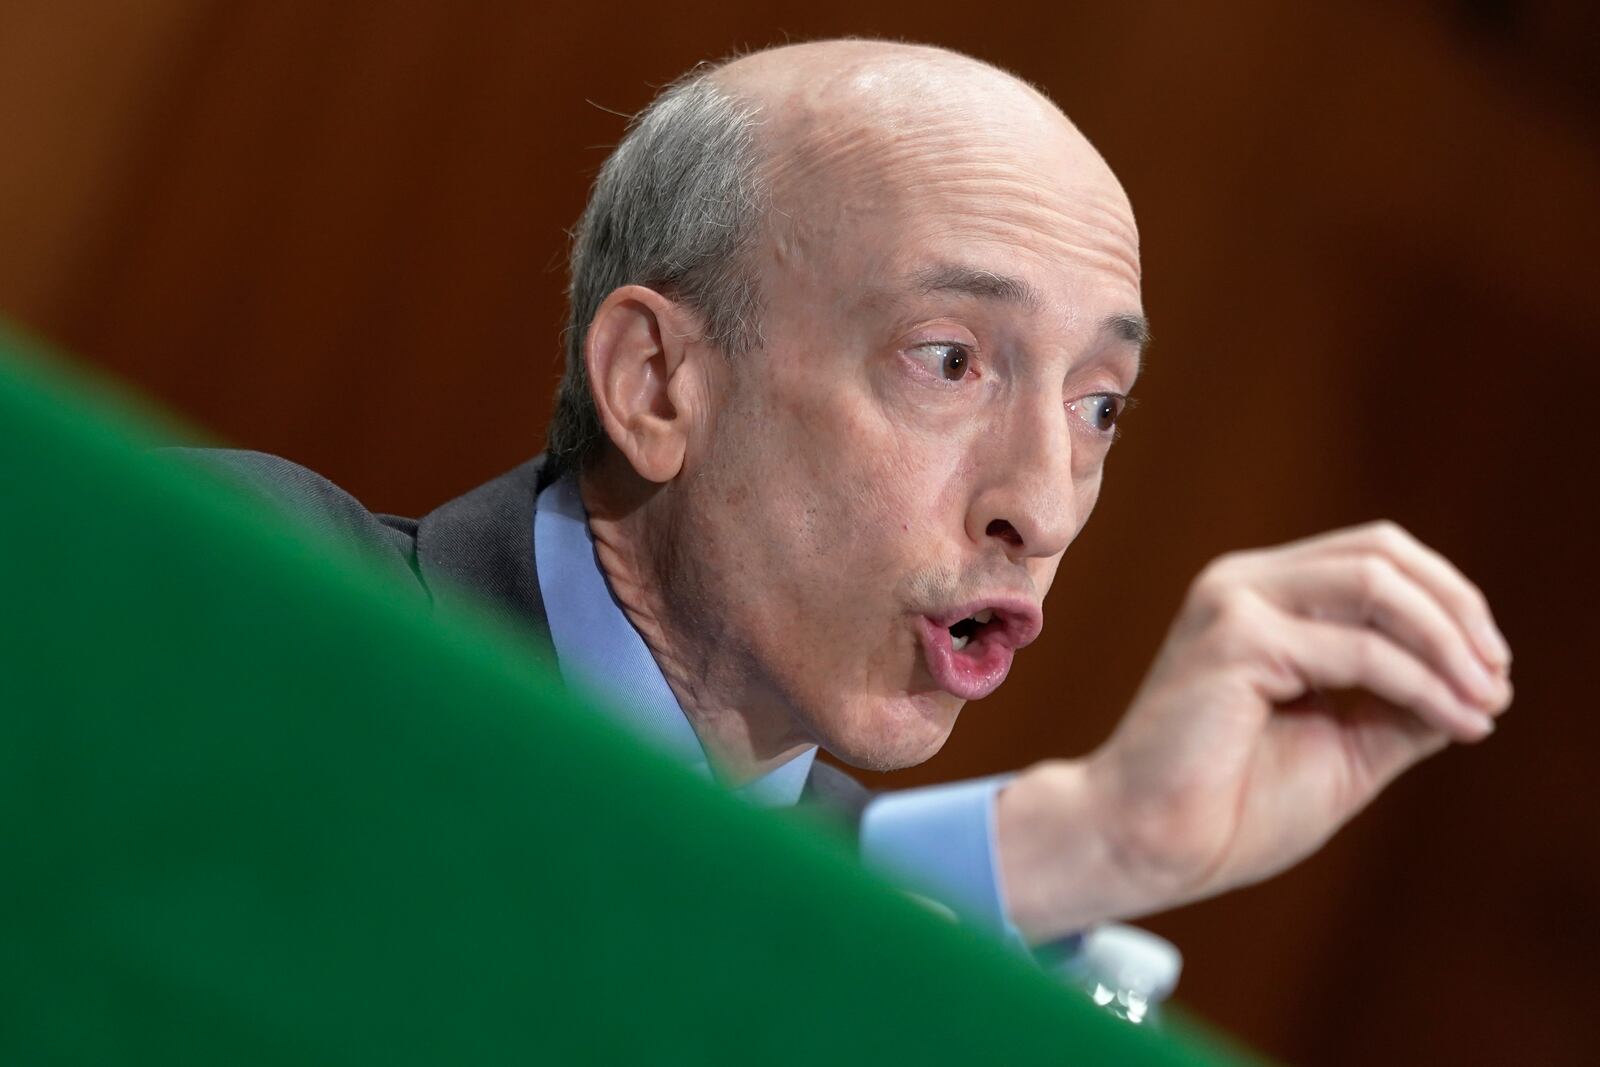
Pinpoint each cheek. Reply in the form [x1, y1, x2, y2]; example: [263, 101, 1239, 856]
[788, 393, 965, 560]
[1076, 464, 1105, 521]
[695, 407, 916, 651]
[701, 357, 978, 613]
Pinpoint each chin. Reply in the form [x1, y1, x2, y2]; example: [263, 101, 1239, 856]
[812, 690, 964, 773]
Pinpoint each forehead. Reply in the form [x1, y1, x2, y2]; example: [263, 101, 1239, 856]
[763, 112, 1142, 315]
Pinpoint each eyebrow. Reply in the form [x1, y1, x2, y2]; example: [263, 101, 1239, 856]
[909, 263, 1151, 354]
[1103, 311, 1151, 351]
[911, 264, 1044, 309]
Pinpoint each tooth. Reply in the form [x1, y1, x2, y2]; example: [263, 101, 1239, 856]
[974, 609, 994, 624]
[951, 634, 970, 652]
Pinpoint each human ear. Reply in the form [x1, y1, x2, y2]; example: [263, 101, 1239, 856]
[584, 284, 701, 484]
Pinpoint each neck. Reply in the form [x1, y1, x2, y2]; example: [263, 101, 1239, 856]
[577, 457, 815, 787]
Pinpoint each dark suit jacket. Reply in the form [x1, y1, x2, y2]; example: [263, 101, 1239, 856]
[173, 449, 871, 830]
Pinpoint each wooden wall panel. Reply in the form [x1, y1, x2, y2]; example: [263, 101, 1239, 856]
[3, 2, 1595, 1062]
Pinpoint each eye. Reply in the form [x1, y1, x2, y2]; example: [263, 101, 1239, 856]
[910, 342, 974, 382]
[1069, 393, 1127, 433]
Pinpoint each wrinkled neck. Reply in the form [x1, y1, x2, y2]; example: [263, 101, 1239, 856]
[577, 467, 814, 787]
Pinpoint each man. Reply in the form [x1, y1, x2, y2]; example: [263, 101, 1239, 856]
[192, 39, 1512, 951]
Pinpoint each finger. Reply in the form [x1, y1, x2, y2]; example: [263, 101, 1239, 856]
[1335, 692, 1452, 795]
[1273, 521, 1511, 672]
[1252, 555, 1507, 712]
[1260, 613, 1495, 743]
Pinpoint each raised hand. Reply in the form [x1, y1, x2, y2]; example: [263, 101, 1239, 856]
[997, 522, 1513, 943]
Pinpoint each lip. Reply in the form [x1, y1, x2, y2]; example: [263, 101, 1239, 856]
[916, 597, 1044, 701]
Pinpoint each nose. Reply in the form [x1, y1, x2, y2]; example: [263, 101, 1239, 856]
[965, 401, 1080, 562]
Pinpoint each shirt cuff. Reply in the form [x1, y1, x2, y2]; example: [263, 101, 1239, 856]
[858, 775, 1025, 946]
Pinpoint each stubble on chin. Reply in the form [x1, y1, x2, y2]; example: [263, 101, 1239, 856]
[817, 689, 967, 772]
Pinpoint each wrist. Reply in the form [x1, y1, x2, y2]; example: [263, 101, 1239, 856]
[995, 757, 1162, 944]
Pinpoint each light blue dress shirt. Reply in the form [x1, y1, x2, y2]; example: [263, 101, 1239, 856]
[532, 473, 1017, 938]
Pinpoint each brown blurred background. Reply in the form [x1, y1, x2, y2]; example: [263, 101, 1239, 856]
[3, 1, 1596, 1062]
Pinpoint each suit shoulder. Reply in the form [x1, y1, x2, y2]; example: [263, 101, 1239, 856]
[161, 447, 423, 587]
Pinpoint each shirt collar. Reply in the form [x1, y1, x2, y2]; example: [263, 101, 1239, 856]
[532, 472, 816, 807]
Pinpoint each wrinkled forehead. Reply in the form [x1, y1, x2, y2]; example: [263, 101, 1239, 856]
[758, 105, 1141, 308]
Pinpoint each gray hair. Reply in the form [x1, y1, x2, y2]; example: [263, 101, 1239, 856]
[545, 71, 767, 475]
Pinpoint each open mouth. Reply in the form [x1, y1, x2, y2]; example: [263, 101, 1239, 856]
[916, 600, 1043, 701]
[947, 608, 997, 652]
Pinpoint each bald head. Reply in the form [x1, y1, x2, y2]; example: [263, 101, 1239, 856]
[710, 40, 1125, 229]
[714, 39, 1042, 108]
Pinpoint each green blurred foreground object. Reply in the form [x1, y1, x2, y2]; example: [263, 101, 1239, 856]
[0, 322, 1253, 1065]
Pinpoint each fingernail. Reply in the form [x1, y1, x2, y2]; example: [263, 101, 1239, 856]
[1472, 711, 1496, 739]
[1474, 622, 1512, 667]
